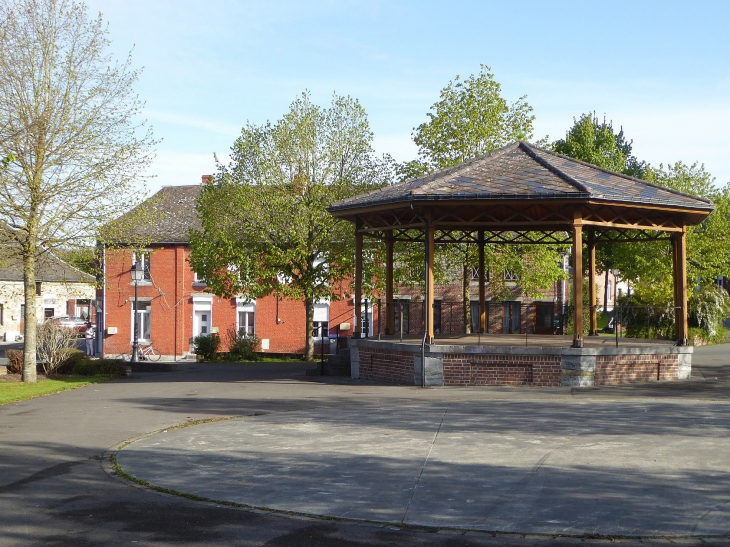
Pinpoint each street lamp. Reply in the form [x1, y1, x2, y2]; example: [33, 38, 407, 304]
[130, 261, 144, 362]
[611, 269, 619, 348]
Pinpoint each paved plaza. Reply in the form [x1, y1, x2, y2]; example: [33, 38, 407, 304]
[2, 345, 730, 545]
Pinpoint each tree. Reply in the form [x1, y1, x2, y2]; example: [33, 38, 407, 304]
[189, 92, 392, 361]
[403, 65, 565, 330]
[554, 115, 730, 316]
[0, 0, 155, 382]
[553, 113, 646, 177]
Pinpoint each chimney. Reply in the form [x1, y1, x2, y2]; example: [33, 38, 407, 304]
[201, 175, 213, 185]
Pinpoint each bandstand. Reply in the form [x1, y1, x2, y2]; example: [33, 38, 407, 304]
[328, 142, 714, 387]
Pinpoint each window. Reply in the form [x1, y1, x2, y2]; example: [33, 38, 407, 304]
[504, 269, 519, 281]
[44, 308, 54, 319]
[193, 271, 206, 285]
[132, 300, 151, 341]
[471, 268, 490, 281]
[606, 281, 613, 301]
[313, 302, 329, 338]
[238, 311, 255, 336]
[313, 320, 329, 338]
[35, 281, 42, 296]
[132, 251, 151, 281]
[20, 304, 25, 319]
[0, 304, 4, 325]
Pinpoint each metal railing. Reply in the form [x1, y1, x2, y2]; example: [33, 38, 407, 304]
[357, 300, 680, 346]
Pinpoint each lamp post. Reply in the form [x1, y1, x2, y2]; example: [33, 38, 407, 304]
[130, 262, 144, 362]
[611, 269, 619, 348]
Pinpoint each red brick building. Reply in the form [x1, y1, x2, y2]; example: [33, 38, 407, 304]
[99, 182, 364, 359]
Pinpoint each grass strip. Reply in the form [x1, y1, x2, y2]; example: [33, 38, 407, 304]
[0, 375, 113, 406]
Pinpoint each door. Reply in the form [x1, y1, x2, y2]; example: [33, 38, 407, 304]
[502, 302, 521, 334]
[534, 303, 555, 334]
[194, 311, 211, 337]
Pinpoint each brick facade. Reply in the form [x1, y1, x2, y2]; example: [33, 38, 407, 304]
[442, 354, 561, 387]
[358, 347, 415, 384]
[594, 354, 679, 385]
[100, 244, 367, 358]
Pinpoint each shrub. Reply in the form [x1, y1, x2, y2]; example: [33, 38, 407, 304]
[56, 349, 86, 374]
[193, 333, 220, 361]
[72, 358, 126, 377]
[36, 320, 80, 374]
[6, 349, 22, 374]
[225, 326, 259, 361]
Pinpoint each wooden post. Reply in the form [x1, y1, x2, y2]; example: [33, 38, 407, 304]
[385, 235, 394, 335]
[354, 223, 363, 339]
[426, 222, 435, 343]
[673, 228, 689, 345]
[572, 211, 584, 348]
[478, 230, 486, 333]
[588, 232, 597, 336]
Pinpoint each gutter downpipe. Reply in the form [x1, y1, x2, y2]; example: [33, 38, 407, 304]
[410, 202, 428, 388]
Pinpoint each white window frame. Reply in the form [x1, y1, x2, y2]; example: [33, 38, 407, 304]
[236, 298, 256, 337]
[131, 299, 152, 342]
[313, 302, 330, 339]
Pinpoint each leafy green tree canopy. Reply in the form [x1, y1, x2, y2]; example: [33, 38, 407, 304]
[411, 65, 536, 172]
[552, 112, 645, 177]
[189, 92, 392, 360]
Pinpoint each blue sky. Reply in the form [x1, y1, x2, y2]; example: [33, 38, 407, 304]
[85, 0, 730, 193]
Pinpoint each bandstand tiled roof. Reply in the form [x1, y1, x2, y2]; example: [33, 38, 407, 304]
[329, 142, 713, 213]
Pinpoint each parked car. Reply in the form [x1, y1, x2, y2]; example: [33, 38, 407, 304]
[46, 316, 92, 336]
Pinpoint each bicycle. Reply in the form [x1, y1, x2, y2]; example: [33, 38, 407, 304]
[138, 343, 161, 361]
[113, 344, 161, 362]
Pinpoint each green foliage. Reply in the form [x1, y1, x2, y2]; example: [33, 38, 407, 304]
[616, 293, 675, 340]
[189, 92, 392, 360]
[615, 283, 730, 344]
[72, 358, 126, 377]
[193, 334, 221, 361]
[552, 113, 646, 177]
[56, 247, 98, 277]
[411, 65, 535, 170]
[56, 349, 86, 374]
[225, 326, 259, 361]
[688, 284, 730, 340]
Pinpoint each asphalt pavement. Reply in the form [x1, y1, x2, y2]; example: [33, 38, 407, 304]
[2, 347, 730, 546]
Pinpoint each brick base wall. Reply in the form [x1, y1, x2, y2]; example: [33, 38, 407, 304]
[595, 354, 679, 385]
[443, 354, 561, 387]
[359, 348, 414, 384]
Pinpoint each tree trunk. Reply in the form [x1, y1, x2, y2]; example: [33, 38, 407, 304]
[22, 251, 37, 383]
[603, 269, 609, 313]
[304, 297, 315, 361]
[463, 264, 472, 334]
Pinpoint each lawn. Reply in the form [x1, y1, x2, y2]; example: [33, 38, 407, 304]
[0, 375, 112, 406]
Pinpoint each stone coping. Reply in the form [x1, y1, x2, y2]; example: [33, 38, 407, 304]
[351, 338, 693, 356]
